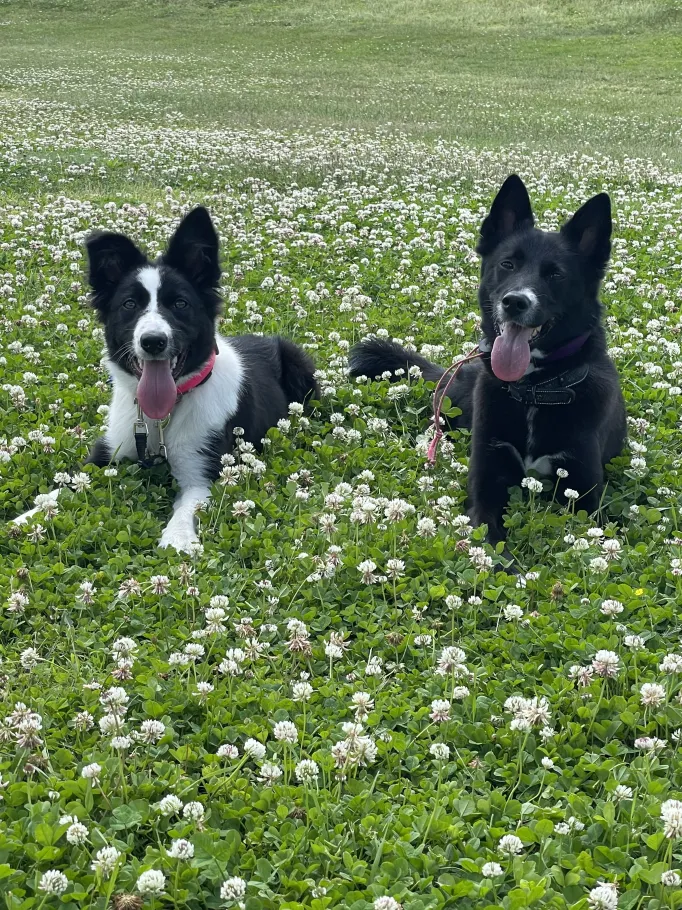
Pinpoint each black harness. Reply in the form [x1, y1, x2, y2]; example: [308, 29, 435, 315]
[478, 332, 591, 407]
[504, 363, 590, 407]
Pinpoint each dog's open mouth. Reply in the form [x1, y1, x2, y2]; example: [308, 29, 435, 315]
[134, 352, 187, 419]
[132, 352, 187, 379]
[491, 322, 544, 382]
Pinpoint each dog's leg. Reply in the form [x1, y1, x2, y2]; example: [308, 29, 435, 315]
[467, 440, 524, 547]
[14, 436, 115, 526]
[86, 437, 114, 467]
[158, 483, 212, 554]
[13, 489, 62, 525]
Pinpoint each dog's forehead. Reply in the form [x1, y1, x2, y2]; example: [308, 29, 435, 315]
[152, 264, 198, 299]
[497, 228, 566, 260]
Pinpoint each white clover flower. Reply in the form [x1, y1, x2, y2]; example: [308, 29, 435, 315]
[273, 721, 298, 744]
[295, 759, 320, 783]
[624, 635, 645, 651]
[373, 898, 401, 910]
[168, 839, 194, 860]
[90, 845, 121, 878]
[592, 650, 620, 678]
[110, 735, 132, 750]
[503, 604, 523, 621]
[81, 762, 102, 783]
[640, 683, 666, 707]
[39, 870, 69, 894]
[138, 719, 165, 743]
[20, 647, 39, 669]
[429, 743, 450, 762]
[66, 821, 89, 845]
[662, 870, 681, 887]
[137, 869, 166, 895]
[244, 738, 267, 761]
[498, 834, 524, 855]
[182, 801, 205, 823]
[660, 654, 682, 673]
[587, 883, 618, 910]
[662, 799, 682, 838]
[217, 744, 239, 759]
[430, 699, 451, 722]
[157, 794, 183, 816]
[258, 761, 283, 786]
[481, 861, 504, 877]
[292, 681, 313, 701]
[221, 877, 247, 901]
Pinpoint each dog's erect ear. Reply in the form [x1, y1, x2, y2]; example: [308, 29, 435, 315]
[86, 232, 147, 299]
[561, 193, 612, 271]
[163, 207, 220, 289]
[477, 175, 534, 255]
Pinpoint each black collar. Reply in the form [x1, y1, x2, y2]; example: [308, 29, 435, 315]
[505, 363, 590, 406]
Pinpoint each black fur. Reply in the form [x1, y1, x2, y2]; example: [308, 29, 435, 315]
[350, 175, 626, 546]
[198, 335, 318, 478]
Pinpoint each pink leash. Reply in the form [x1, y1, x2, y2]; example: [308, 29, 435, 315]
[426, 346, 482, 465]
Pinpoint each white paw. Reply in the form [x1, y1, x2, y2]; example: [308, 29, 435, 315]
[158, 525, 199, 554]
[13, 507, 39, 526]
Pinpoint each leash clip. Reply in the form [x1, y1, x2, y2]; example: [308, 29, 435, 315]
[158, 418, 168, 461]
[133, 402, 171, 466]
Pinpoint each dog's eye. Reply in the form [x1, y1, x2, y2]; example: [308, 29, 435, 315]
[548, 270, 564, 281]
[122, 299, 137, 310]
[500, 260, 515, 271]
[174, 299, 188, 309]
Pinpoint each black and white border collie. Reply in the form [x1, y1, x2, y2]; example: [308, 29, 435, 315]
[14, 207, 317, 552]
[349, 175, 626, 548]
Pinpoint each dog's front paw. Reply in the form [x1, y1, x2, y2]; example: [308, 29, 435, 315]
[13, 507, 39, 526]
[158, 525, 199, 554]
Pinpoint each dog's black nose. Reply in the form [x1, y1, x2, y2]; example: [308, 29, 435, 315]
[140, 333, 169, 355]
[502, 292, 531, 316]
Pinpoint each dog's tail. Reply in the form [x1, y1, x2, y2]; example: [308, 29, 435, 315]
[348, 338, 445, 383]
[278, 337, 319, 405]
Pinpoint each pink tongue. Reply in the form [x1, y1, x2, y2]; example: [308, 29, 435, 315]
[137, 360, 177, 419]
[491, 324, 533, 382]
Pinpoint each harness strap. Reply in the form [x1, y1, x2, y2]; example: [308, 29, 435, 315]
[506, 363, 590, 406]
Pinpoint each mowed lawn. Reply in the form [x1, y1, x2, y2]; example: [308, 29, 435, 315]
[1, 1, 682, 908]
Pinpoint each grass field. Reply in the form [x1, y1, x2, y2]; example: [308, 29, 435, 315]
[2, 1, 682, 907]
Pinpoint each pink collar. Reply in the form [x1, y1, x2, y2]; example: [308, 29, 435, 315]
[176, 351, 216, 397]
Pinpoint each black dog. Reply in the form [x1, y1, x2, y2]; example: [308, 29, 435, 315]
[349, 175, 626, 546]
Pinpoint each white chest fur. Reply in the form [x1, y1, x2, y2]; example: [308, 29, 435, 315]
[101, 335, 244, 553]
[521, 407, 565, 477]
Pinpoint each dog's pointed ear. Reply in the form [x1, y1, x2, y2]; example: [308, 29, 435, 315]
[86, 232, 147, 300]
[561, 193, 612, 271]
[163, 207, 220, 289]
[477, 175, 534, 255]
